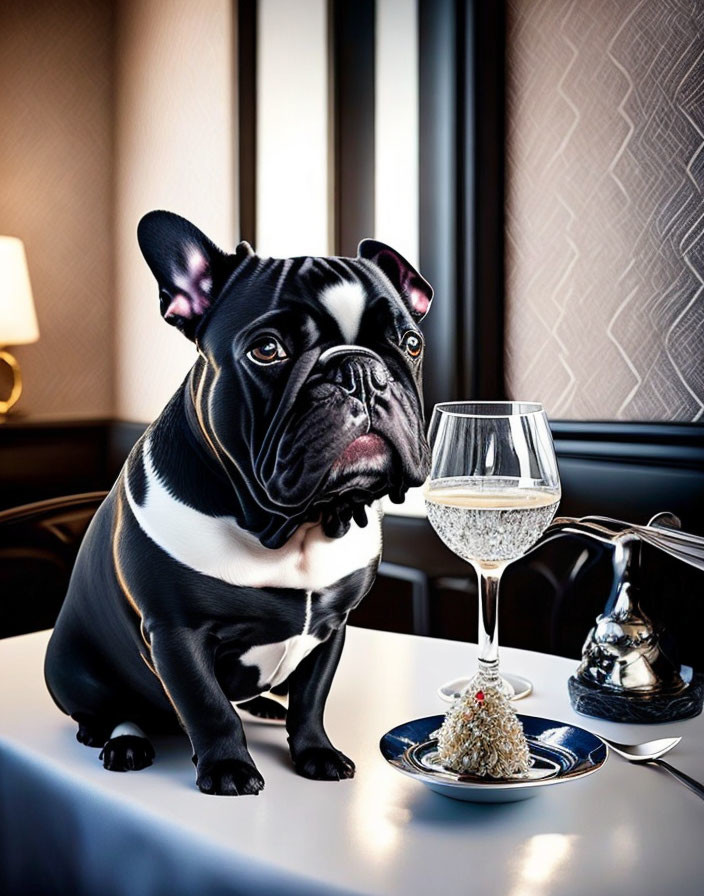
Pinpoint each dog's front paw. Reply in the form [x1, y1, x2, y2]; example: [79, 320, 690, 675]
[293, 747, 355, 781]
[100, 735, 155, 771]
[73, 713, 111, 748]
[196, 759, 265, 796]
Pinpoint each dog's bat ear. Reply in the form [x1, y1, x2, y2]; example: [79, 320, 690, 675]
[357, 239, 433, 321]
[138, 211, 250, 341]
[234, 240, 255, 259]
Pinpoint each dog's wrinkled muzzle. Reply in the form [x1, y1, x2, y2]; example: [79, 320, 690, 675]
[257, 345, 427, 526]
[319, 345, 389, 411]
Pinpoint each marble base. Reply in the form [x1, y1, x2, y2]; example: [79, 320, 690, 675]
[568, 672, 704, 723]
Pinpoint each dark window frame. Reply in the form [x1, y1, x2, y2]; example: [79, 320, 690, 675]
[418, 0, 506, 417]
[329, 0, 376, 257]
[236, 0, 257, 246]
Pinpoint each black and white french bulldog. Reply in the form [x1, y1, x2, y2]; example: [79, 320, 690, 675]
[45, 211, 433, 795]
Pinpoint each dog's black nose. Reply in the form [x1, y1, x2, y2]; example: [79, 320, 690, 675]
[319, 345, 388, 402]
[337, 356, 388, 401]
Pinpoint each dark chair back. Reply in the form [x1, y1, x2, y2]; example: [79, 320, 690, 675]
[0, 492, 107, 639]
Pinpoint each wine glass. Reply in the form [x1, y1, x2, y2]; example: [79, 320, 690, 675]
[424, 402, 561, 698]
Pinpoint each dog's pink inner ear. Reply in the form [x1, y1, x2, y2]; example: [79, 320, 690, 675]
[165, 246, 213, 320]
[374, 247, 432, 321]
[407, 277, 431, 317]
[164, 294, 193, 319]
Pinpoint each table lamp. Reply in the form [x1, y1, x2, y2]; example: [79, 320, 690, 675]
[0, 236, 39, 416]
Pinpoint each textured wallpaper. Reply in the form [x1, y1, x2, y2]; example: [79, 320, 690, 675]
[505, 0, 704, 421]
[0, 0, 115, 419]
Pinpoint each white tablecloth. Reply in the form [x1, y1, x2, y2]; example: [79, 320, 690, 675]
[380, 485, 427, 518]
[1, 627, 703, 895]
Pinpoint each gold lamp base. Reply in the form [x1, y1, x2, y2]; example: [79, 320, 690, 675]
[0, 348, 23, 415]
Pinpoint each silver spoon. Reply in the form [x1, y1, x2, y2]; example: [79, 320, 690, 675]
[599, 735, 704, 800]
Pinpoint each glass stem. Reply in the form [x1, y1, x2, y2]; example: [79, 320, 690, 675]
[475, 564, 502, 688]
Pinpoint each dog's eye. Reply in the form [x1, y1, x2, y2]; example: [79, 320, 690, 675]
[401, 331, 423, 359]
[246, 336, 288, 365]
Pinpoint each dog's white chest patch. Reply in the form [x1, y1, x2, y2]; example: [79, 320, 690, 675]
[319, 280, 367, 342]
[123, 440, 382, 590]
[240, 634, 321, 690]
[239, 591, 321, 690]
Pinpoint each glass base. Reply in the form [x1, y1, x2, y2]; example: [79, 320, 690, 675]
[438, 673, 533, 703]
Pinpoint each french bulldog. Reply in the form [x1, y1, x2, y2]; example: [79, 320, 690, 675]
[44, 211, 433, 795]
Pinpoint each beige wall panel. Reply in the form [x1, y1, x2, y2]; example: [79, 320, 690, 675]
[256, 0, 328, 257]
[375, 0, 419, 267]
[0, 0, 114, 419]
[115, 0, 234, 423]
[505, 0, 704, 421]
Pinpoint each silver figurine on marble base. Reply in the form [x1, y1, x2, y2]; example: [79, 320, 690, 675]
[541, 512, 704, 723]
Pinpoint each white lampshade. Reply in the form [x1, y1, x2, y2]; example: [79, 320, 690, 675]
[0, 236, 39, 345]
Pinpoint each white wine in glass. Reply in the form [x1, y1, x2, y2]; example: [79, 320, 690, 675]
[425, 402, 561, 695]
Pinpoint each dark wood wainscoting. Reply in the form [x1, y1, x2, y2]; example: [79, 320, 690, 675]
[0, 418, 114, 510]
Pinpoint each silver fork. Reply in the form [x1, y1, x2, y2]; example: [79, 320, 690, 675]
[599, 735, 704, 800]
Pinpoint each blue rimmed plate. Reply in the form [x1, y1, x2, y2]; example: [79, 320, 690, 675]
[380, 714, 607, 803]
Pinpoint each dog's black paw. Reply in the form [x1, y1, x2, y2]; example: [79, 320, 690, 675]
[238, 696, 287, 721]
[100, 735, 155, 771]
[293, 747, 355, 781]
[72, 714, 111, 748]
[196, 759, 265, 796]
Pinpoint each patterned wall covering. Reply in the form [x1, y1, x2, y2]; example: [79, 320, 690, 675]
[0, 0, 114, 419]
[505, 0, 704, 421]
